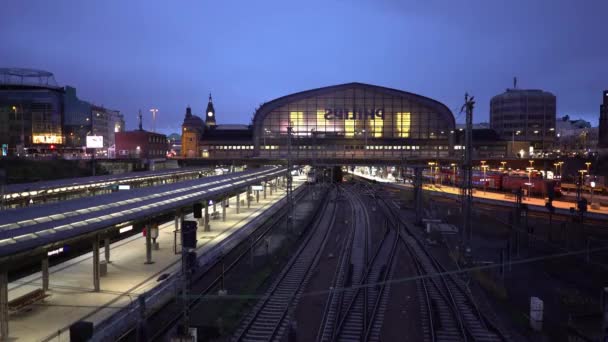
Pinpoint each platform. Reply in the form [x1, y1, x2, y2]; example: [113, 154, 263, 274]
[350, 171, 608, 217]
[5, 176, 305, 341]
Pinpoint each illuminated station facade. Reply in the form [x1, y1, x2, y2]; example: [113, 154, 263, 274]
[182, 83, 457, 163]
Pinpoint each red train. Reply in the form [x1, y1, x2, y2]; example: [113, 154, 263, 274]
[437, 169, 561, 196]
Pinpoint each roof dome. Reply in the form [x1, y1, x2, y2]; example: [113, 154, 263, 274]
[182, 106, 204, 130]
[183, 114, 204, 128]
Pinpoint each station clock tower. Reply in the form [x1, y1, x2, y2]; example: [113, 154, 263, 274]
[205, 93, 216, 128]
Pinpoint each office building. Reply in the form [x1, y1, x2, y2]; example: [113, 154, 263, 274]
[490, 87, 556, 149]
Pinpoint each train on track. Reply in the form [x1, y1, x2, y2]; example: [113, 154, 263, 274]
[429, 169, 562, 196]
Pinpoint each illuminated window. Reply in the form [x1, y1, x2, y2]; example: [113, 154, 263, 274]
[396, 112, 411, 138]
[289, 111, 305, 135]
[316, 110, 326, 132]
[345, 112, 355, 138]
[370, 114, 383, 138]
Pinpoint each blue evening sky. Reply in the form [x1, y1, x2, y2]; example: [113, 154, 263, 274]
[1, 0, 606, 134]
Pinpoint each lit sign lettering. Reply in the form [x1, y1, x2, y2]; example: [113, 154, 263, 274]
[48, 247, 64, 256]
[323, 108, 384, 121]
[119, 225, 133, 233]
[33, 135, 63, 144]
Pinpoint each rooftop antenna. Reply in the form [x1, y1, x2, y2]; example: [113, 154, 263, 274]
[513, 77, 517, 89]
[138, 110, 143, 131]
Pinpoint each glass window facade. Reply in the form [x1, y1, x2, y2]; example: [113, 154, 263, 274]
[252, 84, 455, 159]
[258, 86, 452, 140]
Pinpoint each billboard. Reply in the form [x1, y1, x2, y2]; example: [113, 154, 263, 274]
[86, 136, 104, 148]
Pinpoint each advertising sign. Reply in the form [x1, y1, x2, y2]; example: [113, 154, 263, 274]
[323, 108, 384, 121]
[33, 134, 63, 144]
[86, 135, 104, 148]
[252, 185, 264, 191]
[1, 144, 7, 156]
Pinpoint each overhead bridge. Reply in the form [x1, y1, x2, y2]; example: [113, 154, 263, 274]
[0, 166, 286, 263]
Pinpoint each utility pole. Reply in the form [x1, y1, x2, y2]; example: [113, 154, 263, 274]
[460, 93, 475, 255]
[287, 123, 294, 233]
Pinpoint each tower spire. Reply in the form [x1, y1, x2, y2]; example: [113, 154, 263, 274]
[138, 109, 143, 131]
[205, 93, 216, 127]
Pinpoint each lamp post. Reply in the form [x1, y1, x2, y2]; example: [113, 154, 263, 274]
[481, 160, 488, 194]
[263, 128, 270, 151]
[526, 167, 533, 198]
[500, 161, 506, 171]
[12, 105, 25, 155]
[428, 161, 436, 185]
[590, 180, 596, 205]
[451, 163, 457, 186]
[149, 108, 158, 133]
[577, 169, 587, 202]
[553, 162, 559, 179]
[512, 130, 521, 156]
[585, 162, 591, 174]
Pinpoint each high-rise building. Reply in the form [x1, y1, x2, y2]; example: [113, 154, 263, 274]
[0, 68, 64, 156]
[490, 87, 556, 149]
[63, 86, 92, 148]
[599, 90, 608, 148]
[91, 105, 124, 149]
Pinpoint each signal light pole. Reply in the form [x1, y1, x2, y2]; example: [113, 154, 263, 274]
[460, 93, 475, 257]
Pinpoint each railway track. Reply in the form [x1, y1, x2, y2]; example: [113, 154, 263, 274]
[375, 186, 507, 342]
[317, 184, 399, 342]
[112, 186, 315, 341]
[232, 187, 338, 342]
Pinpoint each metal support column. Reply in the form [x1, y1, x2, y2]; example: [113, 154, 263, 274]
[104, 237, 111, 264]
[93, 236, 100, 292]
[247, 186, 251, 208]
[145, 227, 154, 264]
[263, 182, 267, 199]
[222, 199, 227, 222]
[0, 272, 7, 340]
[41, 257, 49, 291]
[204, 203, 210, 232]
[414, 167, 423, 224]
[174, 210, 183, 255]
[236, 193, 240, 214]
[256, 190, 259, 203]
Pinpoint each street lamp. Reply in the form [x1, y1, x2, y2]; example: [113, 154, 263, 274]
[553, 162, 559, 178]
[585, 162, 591, 174]
[590, 180, 596, 205]
[481, 161, 488, 194]
[526, 167, 534, 198]
[428, 161, 436, 185]
[512, 130, 521, 156]
[450, 163, 457, 186]
[500, 161, 506, 171]
[149, 108, 158, 133]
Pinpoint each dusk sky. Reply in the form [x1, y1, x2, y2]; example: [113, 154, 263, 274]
[2, 0, 607, 134]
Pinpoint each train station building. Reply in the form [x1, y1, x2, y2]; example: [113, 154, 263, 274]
[181, 82, 457, 162]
